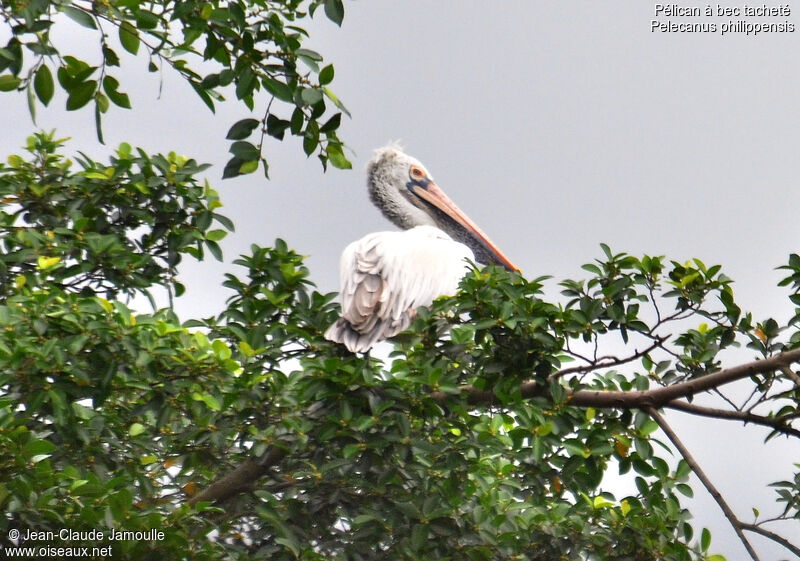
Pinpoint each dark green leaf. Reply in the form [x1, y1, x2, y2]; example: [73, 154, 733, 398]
[226, 118, 260, 140]
[235, 68, 256, 100]
[103, 76, 131, 109]
[320, 113, 341, 133]
[266, 114, 290, 140]
[303, 121, 319, 156]
[229, 141, 259, 160]
[102, 45, 120, 67]
[262, 77, 293, 102]
[34, 65, 54, 105]
[324, 0, 345, 25]
[66, 80, 97, 110]
[62, 6, 97, 29]
[95, 100, 104, 143]
[119, 21, 140, 55]
[222, 156, 244, 178]
[290, 107, 304, 135]
[319, 64, 334, 85]
[206, 240, 223, 261]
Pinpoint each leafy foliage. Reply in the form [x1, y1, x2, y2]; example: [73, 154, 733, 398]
[0, 0, 351, 174]
[0, 131, 230, 300]
[0, 3, 799, 561]
[1, 134, 798, 558]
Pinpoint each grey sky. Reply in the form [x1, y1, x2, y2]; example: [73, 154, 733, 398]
[2, 2, 800, 558]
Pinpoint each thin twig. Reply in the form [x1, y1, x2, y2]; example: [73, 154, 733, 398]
[665, 400, 800, 439]
[740, 522, 800, 558]
[548, 338, 664, 381]
[780, 365, 800, 387]
[645, 407, 761, 561]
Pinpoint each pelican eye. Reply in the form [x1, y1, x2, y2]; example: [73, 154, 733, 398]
[410, 166, 425, 180]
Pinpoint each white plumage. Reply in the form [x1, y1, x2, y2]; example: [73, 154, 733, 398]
[326, 226, 473, 352]
[325, 145, 515, 353]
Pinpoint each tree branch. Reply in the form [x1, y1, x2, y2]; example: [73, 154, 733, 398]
[566, 348, 800, 408]
[780, 365, 800, 387]
[741, 522, 800, 558]
[645, 407, 761, 561]
[664, 400, 800, 439]
[188, 447, 287, 508]
[431, 347, 800, 408]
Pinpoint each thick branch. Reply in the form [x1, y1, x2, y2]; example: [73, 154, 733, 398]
[646, 407, 761, 561]
[566, 348, 800, 408]
[665, 400, 800, 439]
[431, 347, 800, 409]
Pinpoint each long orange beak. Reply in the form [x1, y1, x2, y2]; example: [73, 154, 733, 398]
[414, 180, 519, 272]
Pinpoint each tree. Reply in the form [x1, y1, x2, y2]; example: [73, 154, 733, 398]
[0, 2, 798, 560]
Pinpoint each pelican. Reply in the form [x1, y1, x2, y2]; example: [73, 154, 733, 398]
[325, 145, 517, 353]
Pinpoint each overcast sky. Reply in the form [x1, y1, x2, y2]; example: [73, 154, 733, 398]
[2, 2, 800, 558]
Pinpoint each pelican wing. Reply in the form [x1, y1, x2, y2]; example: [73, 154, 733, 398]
[325, 226, 473, 352]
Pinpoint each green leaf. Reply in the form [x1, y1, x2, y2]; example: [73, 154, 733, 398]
[222, 157, 244, 179]
[303, 120, 319, 156]
[206, 239, 223, 261]
[0, 74, 20, 91]
[320, 113, 341, 133]
[190, 81, 215, 112]
[103, 76, 131, 109]
[37, 256, 61, 270]
[263, 77, 293, 102]
[300, 87, 323, 106]
[229, 141, 259, 160]
[34, 65, 54, 105]
[701, 527, 711, 551]
[95, 92, 109, 113]
[27, 79, 36, 122]
[205, 229, 227, 242]
[140, 455, 158, 466]
[323, 86, 350, 117]
[192, 392, 221, 411]
[66, 80, 97, 110]
[238, 160, 258, 175]
[226, 118, 260, 140]
[326, 142, 351, 169]
[95, 99, 104, 143]
[62, 6, 97, 29]
[129, 423, 145, 436]
[324, 0, 344, 25]
[266, 114, 290, 139]
[119, 21, 140, 55]
[274, 537, 299, 556]
[639, 419, 659, 436]
[319, 64, 334, 85]
[23, 439, 56, 457]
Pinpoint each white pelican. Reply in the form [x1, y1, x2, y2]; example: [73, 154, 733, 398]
[325, 145, 517, 353]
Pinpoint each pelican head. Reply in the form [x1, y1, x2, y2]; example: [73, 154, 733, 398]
[366, 145, 517, 271]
